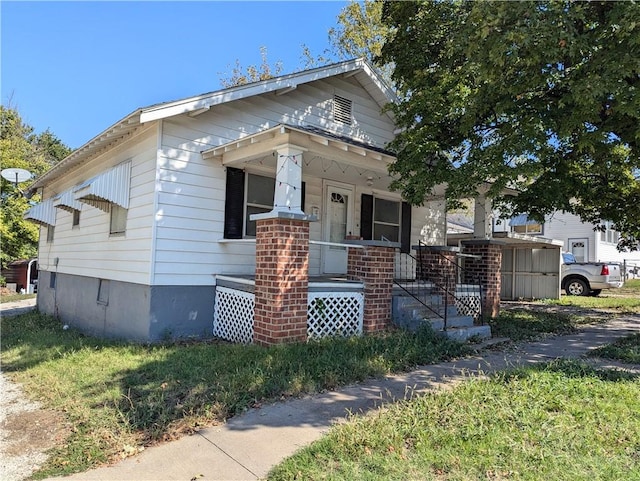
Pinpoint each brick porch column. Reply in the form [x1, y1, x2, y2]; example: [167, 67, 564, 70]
[253, 216, 310, 346]
[460, 239, 504, 319]
[415, 245, 458, 306]
[346, 240, 398, 333]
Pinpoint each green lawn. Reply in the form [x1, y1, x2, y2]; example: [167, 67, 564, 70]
[542, 278, 640, 314]
[589, 333, 640, 364]
[1, 312, 468, 478]
[0, 292, 36, 303]
[268, 360, 640, 481]
[2, 281, 638, 480]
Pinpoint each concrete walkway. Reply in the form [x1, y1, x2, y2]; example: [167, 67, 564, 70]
[0, 297, 37, 317]
[38, 314, 638, 481]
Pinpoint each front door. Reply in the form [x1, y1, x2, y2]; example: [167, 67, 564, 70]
[569, 239, 588, 262]
[322, 183, 354, 274]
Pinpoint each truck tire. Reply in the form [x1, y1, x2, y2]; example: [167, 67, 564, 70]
[565, 278, 589, 296]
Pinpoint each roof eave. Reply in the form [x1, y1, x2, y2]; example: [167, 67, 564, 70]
[29, 110, 143, 190]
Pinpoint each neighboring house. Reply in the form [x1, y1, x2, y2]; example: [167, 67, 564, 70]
[493, 212, 630, 264]
[26, 59, 461, 343]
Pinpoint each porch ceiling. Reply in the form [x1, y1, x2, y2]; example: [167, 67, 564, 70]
[201, 124, 398, 190]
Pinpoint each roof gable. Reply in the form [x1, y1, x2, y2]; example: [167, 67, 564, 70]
[31, 59, 394, 190]
[139, 58, 395, 123]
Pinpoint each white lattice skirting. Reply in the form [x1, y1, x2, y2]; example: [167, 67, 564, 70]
[213, 286, 255, 344]
[307, 292, 364, 340]
[213, 287, 365, 343]
[455, 286, 482, 321]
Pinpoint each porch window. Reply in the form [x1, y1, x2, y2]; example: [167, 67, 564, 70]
[223, 167, 305, 239]
[373, 198, 400, 242]
[245, 173, 275, 237]
[360, 194, 411, 253]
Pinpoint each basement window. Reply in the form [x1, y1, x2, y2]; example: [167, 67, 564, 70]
[333, 95, 352, 125]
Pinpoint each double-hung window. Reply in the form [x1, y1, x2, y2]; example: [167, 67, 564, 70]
[244, 173, 275, 237]
[360, 193, 411, 253]
[373, 197, 401, 242]
[223, 167, 304, 239]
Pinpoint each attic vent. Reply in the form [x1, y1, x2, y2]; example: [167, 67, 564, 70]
[333, 95, 352, 125]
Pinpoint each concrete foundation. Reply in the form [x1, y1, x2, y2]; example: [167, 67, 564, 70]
[36, 271, 214, 342]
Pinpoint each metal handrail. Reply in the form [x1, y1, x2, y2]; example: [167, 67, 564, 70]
[416, 240, 484, 325]
[393, 241, 484, 330]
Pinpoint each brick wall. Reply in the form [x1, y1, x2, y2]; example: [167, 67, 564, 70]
[347, 243, 395, 333]
[461, 240, 503, 319]
[253, 217, 309, 346]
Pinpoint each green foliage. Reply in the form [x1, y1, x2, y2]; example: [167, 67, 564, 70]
[379, 1, 640, 249]
[302, 0, 394, 86]
[218, 46, 284, 88]
[0, 105, 70, 268]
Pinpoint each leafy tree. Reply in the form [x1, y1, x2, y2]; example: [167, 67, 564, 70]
[379, 0, 640, 249]
[302, 0, 392, 82]
[0, 105, 70, 268]
[218, 46, 284, 88]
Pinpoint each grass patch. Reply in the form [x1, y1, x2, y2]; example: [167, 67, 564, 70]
[541, 279, 640, 314]
[589, 333, 640, 364]
[489, 309, 581, 342]
[1, 292, 36, 303]
[1, 311, 469, 478]
[269, 360, 640, 481]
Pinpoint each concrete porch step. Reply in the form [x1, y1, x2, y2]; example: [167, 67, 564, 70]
[425, 314, 475, 330]
[438, 324, 492, 342]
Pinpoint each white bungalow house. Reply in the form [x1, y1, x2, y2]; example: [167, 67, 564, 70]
[26, 59, 499, 344]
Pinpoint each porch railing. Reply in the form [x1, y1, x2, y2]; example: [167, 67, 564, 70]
[394, 241, 484, 330]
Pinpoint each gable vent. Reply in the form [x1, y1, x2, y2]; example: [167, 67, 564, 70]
[333, 95, 353, 125]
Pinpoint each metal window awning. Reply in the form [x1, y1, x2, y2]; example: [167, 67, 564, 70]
[74, 161, 131, 212]
[53, 189, 83, 213]
[24, 198, 56, 226]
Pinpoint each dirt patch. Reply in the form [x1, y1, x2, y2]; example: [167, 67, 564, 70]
[1, 287, 15, 296]
[0, 373, 70, 481]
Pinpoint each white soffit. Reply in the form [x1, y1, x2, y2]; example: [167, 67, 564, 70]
[74, 161, 131, 212]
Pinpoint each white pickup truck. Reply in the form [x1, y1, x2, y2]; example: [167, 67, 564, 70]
[561, 253, 624, 296]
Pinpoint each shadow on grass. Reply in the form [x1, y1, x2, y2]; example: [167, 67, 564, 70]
[2, 310, 472, 464]
[497, 358, 640, 384]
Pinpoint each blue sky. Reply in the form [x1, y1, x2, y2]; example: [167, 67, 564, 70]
[1, 1, 349, 149]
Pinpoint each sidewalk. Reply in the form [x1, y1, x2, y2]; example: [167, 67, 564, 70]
[43, 314, 639, 481]
[0, 297, 37, 317]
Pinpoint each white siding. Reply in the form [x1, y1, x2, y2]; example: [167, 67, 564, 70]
[153, 76, 398, 285]
[544, 212, 629, 263]
[37, 125, 157, 285]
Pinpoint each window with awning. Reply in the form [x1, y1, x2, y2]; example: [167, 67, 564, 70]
[24, 198, 57, 226]
[74, 160, 131, 212]
[53, 189, 83, 213]
[510, 214, 543, 234]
